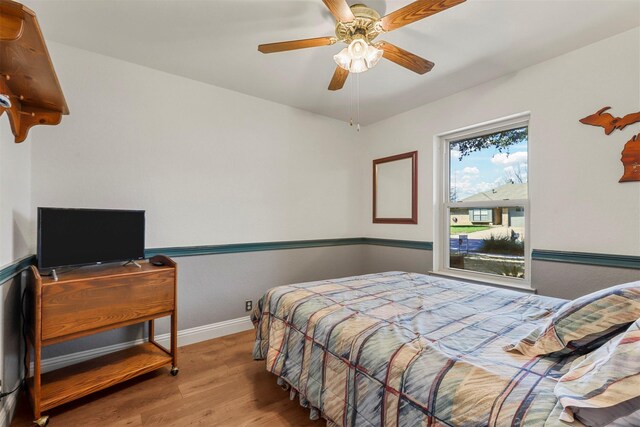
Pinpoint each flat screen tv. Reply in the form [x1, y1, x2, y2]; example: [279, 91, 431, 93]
[37, 207, 145, 270]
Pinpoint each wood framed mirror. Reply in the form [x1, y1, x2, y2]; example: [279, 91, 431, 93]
[373, 151, 418, 224]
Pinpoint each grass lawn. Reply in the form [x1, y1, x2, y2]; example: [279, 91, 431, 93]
[450, 225, 491, 235]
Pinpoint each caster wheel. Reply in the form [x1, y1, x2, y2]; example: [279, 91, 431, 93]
[170, 366, 179, 376]
[34, 415, 49, 427]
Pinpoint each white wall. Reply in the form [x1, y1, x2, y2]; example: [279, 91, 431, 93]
[25, 29, 640, 257]
[361, 27, 640, 257]
[0, 121, 31, 265]
[30, 42, 362, 249]
[0, 117, 32, 426]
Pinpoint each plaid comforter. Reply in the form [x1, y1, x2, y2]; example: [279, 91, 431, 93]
[252, 272, 578, 426]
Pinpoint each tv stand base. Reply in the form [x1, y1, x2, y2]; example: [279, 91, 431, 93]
[123, 260, 142, 268]
[25, 256, 178, 422]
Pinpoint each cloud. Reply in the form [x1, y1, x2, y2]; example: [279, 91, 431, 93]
[450, 149, 461, 160]
[491, 151, 527, 166]
[462, 166, 480, 174]
[451, 171, 497, 199]
[503, 164, 527, 174]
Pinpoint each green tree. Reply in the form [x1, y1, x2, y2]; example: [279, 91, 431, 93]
[452, 127, 528, 160]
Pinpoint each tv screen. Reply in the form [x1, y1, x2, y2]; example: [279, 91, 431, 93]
[37, 207, 145, 270]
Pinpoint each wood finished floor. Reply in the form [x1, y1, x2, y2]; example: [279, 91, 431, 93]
[11, 331, 321, 426]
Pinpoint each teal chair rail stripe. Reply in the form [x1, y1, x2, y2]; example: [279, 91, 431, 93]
[145, 238, 367, 258]
[0, 238, 432, 285]
[3, 245, 635, 283]
[145, 237, 433, 258]
[363, 238, 433, 250]
[532, 249, 640, 270]
[0, 255, 36, 284]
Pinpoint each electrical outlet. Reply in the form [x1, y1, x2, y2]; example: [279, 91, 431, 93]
[245, 300, 253, 312]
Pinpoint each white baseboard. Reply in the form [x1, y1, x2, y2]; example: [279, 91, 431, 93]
[0, 380, 21, 427]
[38, 316, 253, 374]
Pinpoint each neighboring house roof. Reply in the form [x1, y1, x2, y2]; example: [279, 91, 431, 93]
[461, 183, 527, 202]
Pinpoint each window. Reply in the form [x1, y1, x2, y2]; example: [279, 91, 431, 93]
[435, 114, 530, 287]
[471, 209, 492, 223]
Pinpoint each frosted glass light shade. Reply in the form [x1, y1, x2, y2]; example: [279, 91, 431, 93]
[348, 39, 367, 59]
[350, 58, 368, 73]
[333, 48, 351, 70]
[333, 40, 383, 74]
[364, 46, 383, 68]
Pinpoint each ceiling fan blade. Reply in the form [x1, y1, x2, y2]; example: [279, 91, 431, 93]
[380, 0, 465, 32]
[328, 67, 349, 91]
[322, 0, 355, 23]
[378, 41, 434, 74]
[258, 36, 336, 53]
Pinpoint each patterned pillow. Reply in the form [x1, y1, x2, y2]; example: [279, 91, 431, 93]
[569, 397, 640, 427]
[554, 320, 640, 426]
[504, 281, 640, 356]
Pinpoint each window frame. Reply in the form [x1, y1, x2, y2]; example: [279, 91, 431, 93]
[433, 112, 532, 290]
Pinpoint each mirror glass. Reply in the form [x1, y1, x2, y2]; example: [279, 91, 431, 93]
[373, 151, 417, 224]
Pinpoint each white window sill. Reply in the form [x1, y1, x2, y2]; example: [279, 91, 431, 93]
[428, 269, 536, 293]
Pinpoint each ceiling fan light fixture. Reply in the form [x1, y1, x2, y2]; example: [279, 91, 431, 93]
[259, 0, 463, 90]
[333, 39, 383, 73]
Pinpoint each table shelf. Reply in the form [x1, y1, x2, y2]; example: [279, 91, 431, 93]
[25, 255, 178, 423]
[28, 342, 173, 412]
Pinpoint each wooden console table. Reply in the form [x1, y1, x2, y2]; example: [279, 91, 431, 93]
[25, 255, 178, 426]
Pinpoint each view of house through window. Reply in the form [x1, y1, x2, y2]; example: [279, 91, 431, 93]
[447, 126, 528, 279]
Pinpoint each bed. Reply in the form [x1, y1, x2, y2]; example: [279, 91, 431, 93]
[252, 271, 585, 426]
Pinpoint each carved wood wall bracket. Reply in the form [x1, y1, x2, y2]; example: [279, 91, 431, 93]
[0, 0, 68, 143]
[0, 77, 62, 142]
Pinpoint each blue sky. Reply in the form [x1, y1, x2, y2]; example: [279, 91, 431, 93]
[450, 140, 528, 201]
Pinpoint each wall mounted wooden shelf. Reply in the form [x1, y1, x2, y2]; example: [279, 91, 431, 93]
[0, 0, 69, 143]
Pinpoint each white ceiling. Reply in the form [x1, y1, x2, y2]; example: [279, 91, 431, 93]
[27, 0, 640, 125]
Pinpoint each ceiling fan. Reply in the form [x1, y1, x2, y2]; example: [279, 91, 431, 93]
[258, 0, 466, 91]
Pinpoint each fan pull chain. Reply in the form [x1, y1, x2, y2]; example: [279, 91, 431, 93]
[356, 73, 360, 132]
[349, 72, 353, 127]
[345, 73, 360, 132]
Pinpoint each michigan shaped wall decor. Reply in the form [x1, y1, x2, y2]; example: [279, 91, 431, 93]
[619, 133, 640, 182]
[579, 107, 640, 135]
[579, 106, 640, 183]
